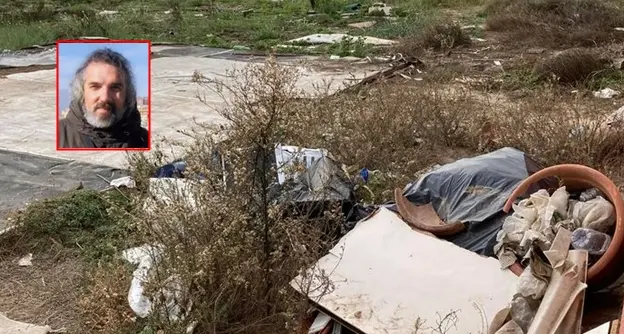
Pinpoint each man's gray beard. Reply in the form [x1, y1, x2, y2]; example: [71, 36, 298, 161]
[83, 105, 122, 129]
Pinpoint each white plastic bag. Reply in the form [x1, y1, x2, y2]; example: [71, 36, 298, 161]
[571, 196, 615, 233]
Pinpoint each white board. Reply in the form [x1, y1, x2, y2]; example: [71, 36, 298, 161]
[292, 207, 519, 334]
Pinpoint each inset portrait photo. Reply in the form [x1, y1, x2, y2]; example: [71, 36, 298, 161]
[56, 40, 151, 150]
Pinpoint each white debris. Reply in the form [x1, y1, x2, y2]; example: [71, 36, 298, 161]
[593, 88, 620, 99]
[472, 37, 487, 42]
[615, 27, 624, 32]
[288, 34, 396, 46]
[494, 60, 502, 67]
[18, 253, 33, 267]
[606, 105, 624, 127]
[0, 313, 51, 334]
[613, 58, 624, 69]
[97, 10, 118, 16]
[122, 244, 187, 322]
[348, 21, 376, 29]
[368, 2, 392, 16]
[110, 176, 136, 188]
[329, 55, 341, 60]
[274, 144, 327, 184]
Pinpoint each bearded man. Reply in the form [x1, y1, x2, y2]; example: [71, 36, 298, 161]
[58, 48, 149, 149]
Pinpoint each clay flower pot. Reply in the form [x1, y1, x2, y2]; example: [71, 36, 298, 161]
[503, 164, 624, 290]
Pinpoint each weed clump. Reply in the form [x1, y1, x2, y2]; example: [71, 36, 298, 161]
[485, 0, 624, 47]
[0, 189, 138, 262]
[533, 48, 608, 84]
[421, 21, 472, 50]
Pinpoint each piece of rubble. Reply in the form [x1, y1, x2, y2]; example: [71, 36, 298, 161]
[368, 2, 392, 16]
[348, 21, 376, 29]
[288, 33, 396, 46]
[0, 313, 51, 334]
[97, 10, 119, 16]
[593, 88, 620, 99]
[18, 253, 33, 266]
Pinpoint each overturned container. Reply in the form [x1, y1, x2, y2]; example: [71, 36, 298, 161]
[503, 164, 624, 290]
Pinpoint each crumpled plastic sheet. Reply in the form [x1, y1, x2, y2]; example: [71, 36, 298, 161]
[388, 147, 556, 256]
[122, 244, 187, 322]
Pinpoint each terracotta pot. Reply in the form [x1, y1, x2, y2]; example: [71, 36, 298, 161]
[503, 164, 624, 290]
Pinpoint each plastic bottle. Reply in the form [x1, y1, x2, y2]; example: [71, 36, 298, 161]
[571, 227, 612, 256]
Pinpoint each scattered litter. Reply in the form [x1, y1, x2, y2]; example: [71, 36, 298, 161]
[288, 34, 396, 46]
[0, 313, 51, 334]
[194, 13, 203, 17]
[368, 2, 392, 16]
[348, 21, 375, 29]
[461, 25, 477, 30]
[494, 60, 502, 67]
[329, 55, 341, 60]
[97, 10, 118, 16]
[605, 105, 624, 127]
[336, 57, 425, 94]
[123, 245, 188, 322]
[18, 253, 33, 266]
[232, 45, 251, 51]
[308, 311, 332, 333]
[472, 37, 487, 42]
[527, 48, 546, 54]
[344, 3, 362, 12]
[164, 10, 172, 14]
[491, 227, 588, 334]
[572, 228, 611, 256]
[292, 207, 519, 334]
[110, 176, 136, 188]
[274, 144, 327, 185]
[593, 88, 620, 99]
[615, 27, 624, 32]
[144, 178, 199, 213]
[154, 160, 187, 178]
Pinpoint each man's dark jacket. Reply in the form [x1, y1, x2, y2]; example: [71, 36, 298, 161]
[59, 101, 149, 149]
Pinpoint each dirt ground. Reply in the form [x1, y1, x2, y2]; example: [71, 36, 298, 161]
[0, 252, 85, 333]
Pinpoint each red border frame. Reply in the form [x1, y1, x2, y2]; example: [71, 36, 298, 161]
[55, 39, 152, 151]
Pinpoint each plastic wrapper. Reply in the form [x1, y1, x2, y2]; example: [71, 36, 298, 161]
[518, 265, 548, 300]
[570, 196, 616, 233]
[510, 295, 539, 333]
[571, 227, 612, 256]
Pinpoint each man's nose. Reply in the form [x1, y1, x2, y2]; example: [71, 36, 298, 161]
[98, 87, 114, 102]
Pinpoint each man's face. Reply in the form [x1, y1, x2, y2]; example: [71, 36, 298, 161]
[82, 62, 126, 128]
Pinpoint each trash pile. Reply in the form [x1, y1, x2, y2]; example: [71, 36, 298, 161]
[110, 144, 623, 334]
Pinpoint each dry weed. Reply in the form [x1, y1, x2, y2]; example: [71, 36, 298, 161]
[533, 48, 608, 84]
[80, 261, 138, 333]
[127, 57, 343, 333]
[485, 0, 624, 47]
